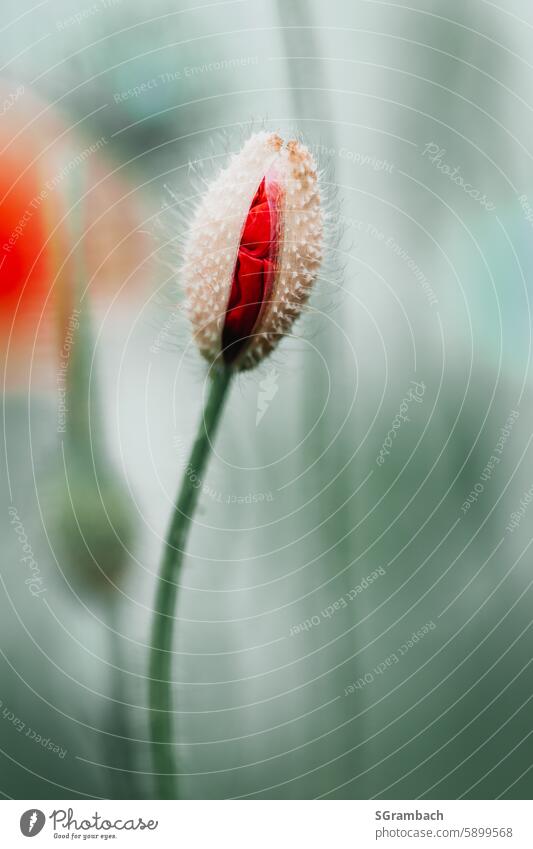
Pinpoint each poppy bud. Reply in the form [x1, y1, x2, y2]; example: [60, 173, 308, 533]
[183, 132, 322, 370]
[53, 462, 135, 595]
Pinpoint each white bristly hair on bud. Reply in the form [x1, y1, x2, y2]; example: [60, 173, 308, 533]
[182, 131, 323, 370]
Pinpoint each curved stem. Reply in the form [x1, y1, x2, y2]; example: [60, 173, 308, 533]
[149, 364, 233, 799]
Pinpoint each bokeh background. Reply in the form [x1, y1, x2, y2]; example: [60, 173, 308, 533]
[2, 0, 533, 800]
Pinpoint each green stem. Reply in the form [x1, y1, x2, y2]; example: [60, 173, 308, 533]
[149, 364, 233, 799]
[106, 597, 142, 799]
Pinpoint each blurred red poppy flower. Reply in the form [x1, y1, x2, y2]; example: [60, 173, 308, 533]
[0, 81, 66, 388]
[0, 79, 153, 390]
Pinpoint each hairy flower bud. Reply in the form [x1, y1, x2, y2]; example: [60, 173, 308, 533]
[183, 132, 322, 370]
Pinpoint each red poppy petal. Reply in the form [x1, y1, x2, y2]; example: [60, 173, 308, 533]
[222, 175, 280, 362]
[223, 250, 265, 348]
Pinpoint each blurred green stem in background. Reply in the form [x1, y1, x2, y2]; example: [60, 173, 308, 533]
[106, 596, 142, 799]
[149, 364, 232, 799]
[61, 168, 137, 794]
[63, 167, 101, 463]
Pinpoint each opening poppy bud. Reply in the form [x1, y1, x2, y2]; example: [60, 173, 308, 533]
[183, 132, 322, 370]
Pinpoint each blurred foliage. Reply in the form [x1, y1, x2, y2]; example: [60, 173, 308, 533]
[1, 0, 533, 800]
